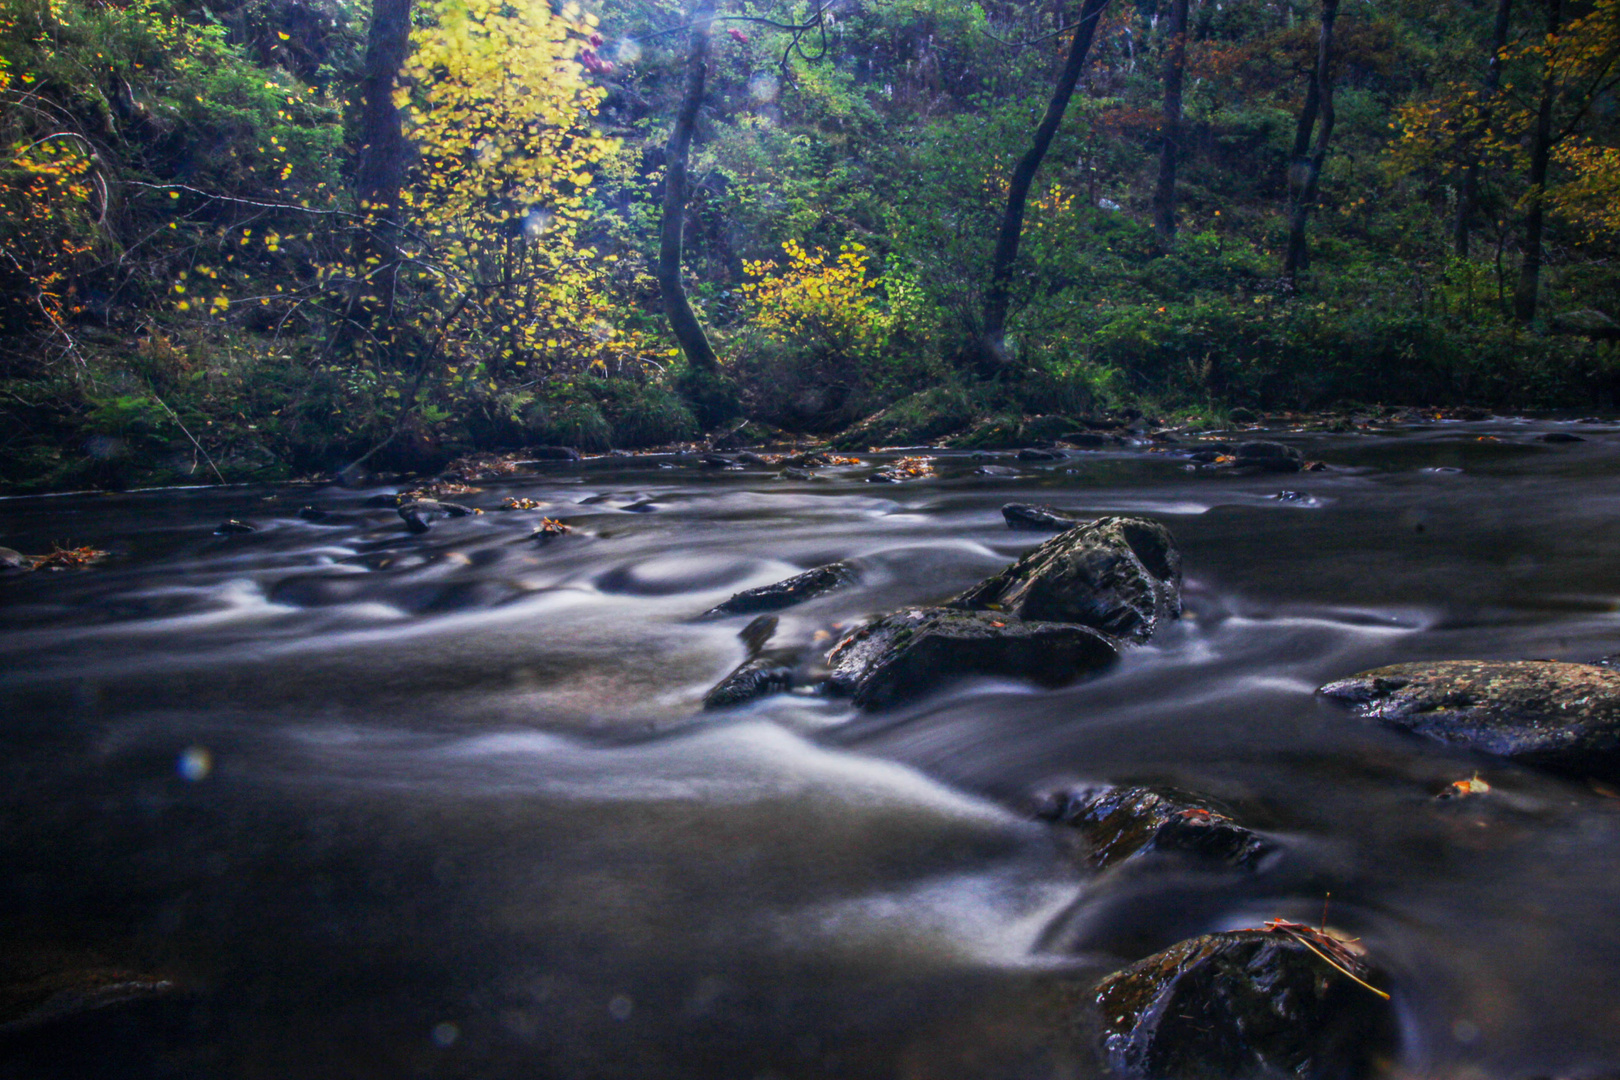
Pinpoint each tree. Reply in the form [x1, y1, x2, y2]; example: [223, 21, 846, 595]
[659, 0, 722, 373]
[1282, 0, 1340, 288]
[1454, 0, 1513, 257]
[352, 0, 414, 319]
[1152, 0, 1191, 249]
[979, 0, 1113, 372]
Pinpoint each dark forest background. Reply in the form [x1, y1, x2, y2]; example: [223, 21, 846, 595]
[3, 0, 1618, 490]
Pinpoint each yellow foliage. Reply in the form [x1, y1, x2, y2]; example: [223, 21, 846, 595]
[387, 0, 655, 376]
[740, 240, 892, 359]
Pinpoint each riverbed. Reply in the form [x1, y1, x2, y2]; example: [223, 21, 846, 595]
[3, 418, 1620, 1079]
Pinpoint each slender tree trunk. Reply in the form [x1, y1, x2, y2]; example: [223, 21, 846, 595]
[1455, 0, 1513, 257]
[1153, 0, 1190, 249]
[1514, 0, 1562, 322]
[659, 0, 721, 373]
[1282, 0, 1339, 288]
[354, 0, 412, 317]
[979, 0, 1113, 372]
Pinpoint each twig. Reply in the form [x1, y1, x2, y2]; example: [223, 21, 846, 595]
[148, 387, 226, 484]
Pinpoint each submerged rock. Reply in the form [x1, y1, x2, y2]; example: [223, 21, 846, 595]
[1034, 785, 1274, 870]
[1002, 503, 1081, 531]
[1093, 928, 1394, 1080]
[0, 546, 32, 572]
[1318, 660, 1620, 777]
[702, 562, 858, 618]
[702, 614, 801, 709]
[1234, 440, 1304, 473]
[398, 498, 474, 534]
[1017, 447, 1065, 461]
[949, 516, 1182, 645]
[824, 607, 1119, 709]
[215, 520, 256, 535]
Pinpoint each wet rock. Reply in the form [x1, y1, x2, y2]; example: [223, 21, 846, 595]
[1538, 432, 1586, 443]
[700, 453, 740, 469]
[702, 614, 800, 708]
[1234, 440, 1304, 473]
[1018, 447, 1066, 461]
[949, 516, 1182, 645]
[398, 498, 474, 534]
[1003, 503, 1081, 531]
[215, 520, 256, 535]
[825, 607, 1119, 709]
[782, 468, 816, 481]
[0, 546, 32, 572]
[1034, 785, 1274, 870]
[1092, 928, 1394, 1080]
[1319, 660, 1620, 777]
[0, 955, 180, 1035]
[297, 505, 329, 521]
[364, 492, 408, 508]
[735, 450, 773, 466]
[702, 562, 857, 618]
[524, 445, 582, 461]
[976, 465, 1021, 477]
[1185, 445, 1235, 463]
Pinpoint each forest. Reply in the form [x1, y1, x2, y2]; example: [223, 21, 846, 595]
[2, 0, 1619, 491]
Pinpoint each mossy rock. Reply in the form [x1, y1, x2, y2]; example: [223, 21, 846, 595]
[1319, 660, 1620, 778]
[1093, 929, 1395, 1080]
[950, 516, 1182, 645]
[829, 387, 977, 450]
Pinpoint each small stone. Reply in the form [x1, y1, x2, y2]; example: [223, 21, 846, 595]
[215, 520, 256, 535]
[1034, 785, 1274, 870]
[0, 547, 33, 572]
[1538, 432, 1586, 443]
[702, 563, 857, 617]
[1017, 447, 1065, 461]
[1002, 503, 1081, 531]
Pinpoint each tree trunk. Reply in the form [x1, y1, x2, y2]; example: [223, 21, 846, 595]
[1152, 0, 1190, 249]
[1282, 0, 1339, 288]
[659, 0, 721, 373]
[354, 0, 412, 316]
[1455, 0, 1513, 257]
[979, 0, 1113, 372]
[1514, 0, 1562, 322]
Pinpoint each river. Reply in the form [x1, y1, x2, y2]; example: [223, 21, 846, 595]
[3, 418, 1619, 1079]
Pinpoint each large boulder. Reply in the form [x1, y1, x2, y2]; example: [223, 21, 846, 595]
[949, 516, 1181, 645]
[1034, 785, 1274, 871]
[824, 608, 1119, 709]
[1319, 660, 1620, 778]
[1092, 928, 1394, 1080]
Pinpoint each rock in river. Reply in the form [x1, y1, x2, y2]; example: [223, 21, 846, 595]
[1034, 785, 1274, 870]
[950, 516, 1182, 644]
[702, 614, 801, 709]
[702, 562, 857, 617]
[1318, 660, 1620, 778]
[1002, 503, 1081, 531]
[1092, 927, 1394, 1080]
[824, 607, 1120, 709]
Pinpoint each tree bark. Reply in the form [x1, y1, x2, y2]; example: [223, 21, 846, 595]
[1514, 0, 1563, 322]
[1282, 0, 1339, 288]
[354, 0, 412, 316]
[1152, 0, 1190, 249]
[979, 0, 1113, 372]
[659, 0, 721, 373]
[1455, 0, 1513, 257]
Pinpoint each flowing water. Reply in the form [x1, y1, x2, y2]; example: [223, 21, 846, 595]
[4, 419, 1620, 1080]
